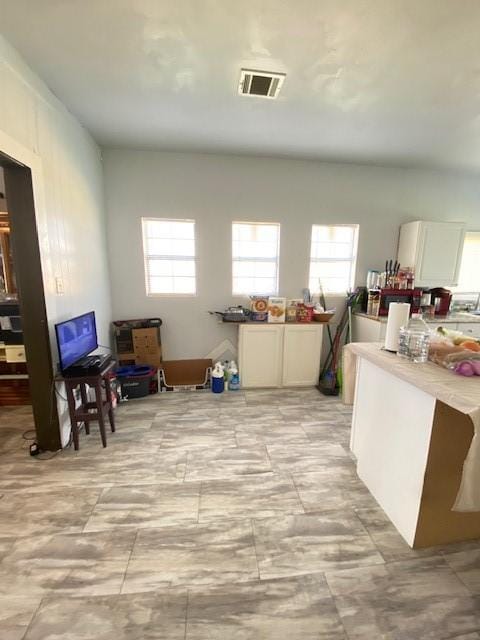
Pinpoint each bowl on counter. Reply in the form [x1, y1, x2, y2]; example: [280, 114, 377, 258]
[313, 312, 334, 323]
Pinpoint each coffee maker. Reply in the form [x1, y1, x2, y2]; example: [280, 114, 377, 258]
[429, 288, 452, 316]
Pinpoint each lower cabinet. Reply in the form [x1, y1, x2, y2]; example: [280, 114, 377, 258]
[352, 315, 385, 343]
[352, 315, 480, 343]
[238, 323, 323, 388]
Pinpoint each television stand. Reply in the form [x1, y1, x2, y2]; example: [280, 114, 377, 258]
[61, 359, 116, 450]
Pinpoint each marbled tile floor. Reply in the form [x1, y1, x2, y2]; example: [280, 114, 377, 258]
[0, 391, 479, 639]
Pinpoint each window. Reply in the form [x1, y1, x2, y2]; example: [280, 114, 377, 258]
[308, 224, 359, 294]
[142, 218, 196, 295]
[232, 222, 280, 295]
[455, 232, 480, 292]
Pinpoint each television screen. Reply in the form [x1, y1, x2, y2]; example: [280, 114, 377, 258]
[55, 311, 98, 372]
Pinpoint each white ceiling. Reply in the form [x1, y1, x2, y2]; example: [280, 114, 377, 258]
[2, 0, 480, 171]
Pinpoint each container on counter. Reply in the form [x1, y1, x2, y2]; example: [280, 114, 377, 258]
[366, 270, 380, 289]
[296, 303, 314, 323]
[250, 296, 269, 322]
[267, 297, 286, 323]
[286, 303, 298, 323]
[367, 290, 381, 316]
[397, 328, 430, 363]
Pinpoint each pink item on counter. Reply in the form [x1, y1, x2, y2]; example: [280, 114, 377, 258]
[454, 360, 480, 376]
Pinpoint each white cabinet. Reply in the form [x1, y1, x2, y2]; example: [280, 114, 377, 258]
[458, 323, 480, 338]
[352, 314, 480, 344]
[397, 221, 465, 287]
[238, 323, 323, 388]
[238, 324, 283, 388]
[352, 315, 385, 343]
[282, 324, 323, 386]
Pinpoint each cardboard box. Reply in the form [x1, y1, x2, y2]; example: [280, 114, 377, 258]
[268, 297, 286, 323]
[250, 296, 269, 322]
[132, 328, 162, 368]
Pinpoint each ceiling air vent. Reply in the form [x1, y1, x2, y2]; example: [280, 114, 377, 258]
[238, 69, 286, 99]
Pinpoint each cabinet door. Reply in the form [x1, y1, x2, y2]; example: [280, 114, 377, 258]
[353, 316, 384, 343]
[457, 323, 480, 339]
[416, 222, 465, 287]
[238, 325, 283, 388]
[282, 324, 323, 387]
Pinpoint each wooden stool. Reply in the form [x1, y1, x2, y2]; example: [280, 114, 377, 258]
[62, 360, 116, 450]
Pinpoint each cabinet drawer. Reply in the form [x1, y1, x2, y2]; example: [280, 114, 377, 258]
[5, 345, 26, 363]
[0, 378, 30, 405]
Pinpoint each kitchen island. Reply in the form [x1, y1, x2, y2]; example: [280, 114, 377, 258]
[344, 342, 480, 548]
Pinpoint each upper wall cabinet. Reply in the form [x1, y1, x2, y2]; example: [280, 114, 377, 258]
[397, 221, 466, 288]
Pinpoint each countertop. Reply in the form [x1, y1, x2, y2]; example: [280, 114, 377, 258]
[221, 320, 331, 325]
[345, 342, 480, 419]
[354, 311, 480, 324]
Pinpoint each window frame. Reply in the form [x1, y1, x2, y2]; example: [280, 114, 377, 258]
[308, 223, 359, 295]
[231, 221, 281, 297]
[141, 217, 197, 297]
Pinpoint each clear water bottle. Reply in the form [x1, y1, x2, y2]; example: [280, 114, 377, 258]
[398, 327, 410, 358]
[407, 330, 430, 363]
[397, 315, 430, 363]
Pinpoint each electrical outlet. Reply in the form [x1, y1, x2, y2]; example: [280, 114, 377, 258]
[55, 277, 65, 295]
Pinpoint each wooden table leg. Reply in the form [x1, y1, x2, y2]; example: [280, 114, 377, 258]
[79, 382, 90, 435]
[95, 378, 107, 448]
[65, 381, 79, 451]
[104, 375, 116, 433]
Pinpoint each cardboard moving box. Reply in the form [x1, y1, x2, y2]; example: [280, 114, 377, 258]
[132, 327, 162, 368]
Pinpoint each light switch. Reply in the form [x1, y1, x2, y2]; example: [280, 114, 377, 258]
[55, 276, 65, 295]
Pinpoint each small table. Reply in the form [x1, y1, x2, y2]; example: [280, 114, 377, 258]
[62, 360, 116, 450]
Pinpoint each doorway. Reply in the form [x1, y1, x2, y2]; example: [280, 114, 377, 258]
[0, 153, 60, 451]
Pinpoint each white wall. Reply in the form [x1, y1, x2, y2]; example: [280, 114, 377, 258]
[104, 149, 480, 360]
[0, 36, 112, 443]
[0, 36, 111, 350]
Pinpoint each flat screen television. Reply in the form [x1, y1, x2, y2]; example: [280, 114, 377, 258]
[55, 311, 98, 372]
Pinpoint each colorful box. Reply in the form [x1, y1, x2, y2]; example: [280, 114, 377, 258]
[250, 296, 269, 322]
[267, 297, 286, 323]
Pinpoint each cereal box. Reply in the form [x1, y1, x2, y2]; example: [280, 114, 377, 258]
[267, 297, 286, 323]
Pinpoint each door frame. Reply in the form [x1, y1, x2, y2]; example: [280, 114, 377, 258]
[0, 129, 60, 450]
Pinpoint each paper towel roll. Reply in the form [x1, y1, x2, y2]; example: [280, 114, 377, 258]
[384, 302, 410, 352]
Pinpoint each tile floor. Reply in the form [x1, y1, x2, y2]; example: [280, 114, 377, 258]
[0, 390, 479, 639]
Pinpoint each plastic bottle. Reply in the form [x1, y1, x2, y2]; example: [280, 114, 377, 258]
[398, 313, 430, 363]
[211, 362, 225, 393]
[222, 360, 230, 391]
[226, 360, 237, 381]
[228, 366, 240, 391]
